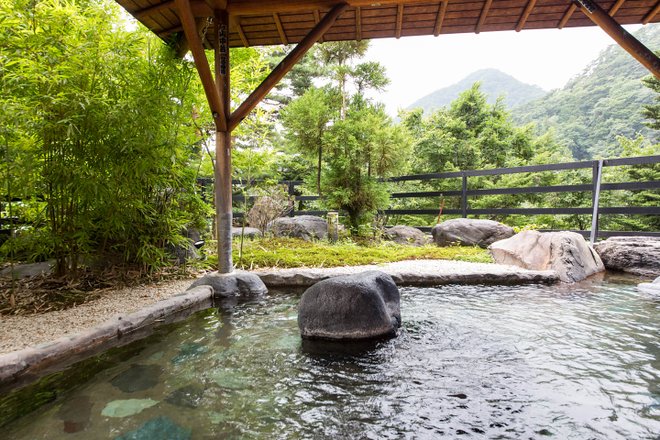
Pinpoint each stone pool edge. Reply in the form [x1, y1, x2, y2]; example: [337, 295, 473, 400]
[0, 285, 213, 393]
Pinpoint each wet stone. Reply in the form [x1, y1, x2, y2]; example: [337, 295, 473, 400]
[101, 399, 158, 418]
[57, 395, 91, 433]
[171, 343, 209, 365]
[115, 415, 191, 440]
[165, 384, 205, 409]
[110, 364, 163, 393]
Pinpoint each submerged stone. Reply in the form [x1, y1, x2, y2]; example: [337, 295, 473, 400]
[171, 343, 209, 365]
[115, 415, 191, 440]
[165, 384, 205, 409]
[57, 395, 91, 433]
[101, 399, 158, 418]
[110, 364, 163, 393]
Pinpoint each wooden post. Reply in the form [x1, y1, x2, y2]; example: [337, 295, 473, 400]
[590, 159, 603, 245]
[574, 0, 660, 78]
[215, 10, 233, 273]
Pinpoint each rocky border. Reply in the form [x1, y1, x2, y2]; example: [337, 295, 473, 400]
[0, 286, 213, 394]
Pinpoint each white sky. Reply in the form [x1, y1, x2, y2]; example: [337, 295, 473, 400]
[364, 24, 645, 116]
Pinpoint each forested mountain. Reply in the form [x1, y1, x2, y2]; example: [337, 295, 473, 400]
[408, 68, 547, 113]
[512, 24, 660, 160]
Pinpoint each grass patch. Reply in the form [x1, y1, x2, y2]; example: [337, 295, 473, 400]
[205, 238, 493, 269]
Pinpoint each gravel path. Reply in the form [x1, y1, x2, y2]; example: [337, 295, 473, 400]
[0, 279, 193, 355]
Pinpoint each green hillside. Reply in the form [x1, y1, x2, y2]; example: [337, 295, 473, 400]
[512, 24, 660, 160]
[408, 68, 547, 113]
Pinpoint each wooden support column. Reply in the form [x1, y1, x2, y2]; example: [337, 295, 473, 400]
[229, 2, 348, 131]
[573, 0, 660, 78]
[215, 9, 233, 273]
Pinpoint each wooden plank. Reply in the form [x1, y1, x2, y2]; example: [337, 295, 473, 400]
[273, 12, 289, 44]
[516, 0, 537, 31]
[174, 0, 226, 130]
[356, 6, 362, 40]
[475, 0, 493, 33]
[313, 10, 324, 42]
[609, 0, 626, 16]
[235, 18, 250, 46]
[229, 3, 349, 131]
[434, 1, 448, 35]
[576, 0, 660, 77]
[396, 4, 404, 38]
[642, 0, 660, 23]
[558, 3, 577, 28]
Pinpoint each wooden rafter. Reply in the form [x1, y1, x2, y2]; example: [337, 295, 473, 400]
[174, 0, 226, 130]
[313, 10, 324, 42]
[273, 13, 288, 45]
[609, 0, 625, 16]
[433, 1, 448, 37]
[476, 0, 492, 34]
[356, 6, 362, 41]
[229, 2, 349, 131]
[643, 1, 660, 25]
[516, 0, 537, 32]
[396, 4, 404, 39]
[235, 18, 249, 47]
[558, 3, 577, 29]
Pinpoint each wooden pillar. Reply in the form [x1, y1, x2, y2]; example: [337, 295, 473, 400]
[573, 0, 660, 78]
[215, 10, 233, 273]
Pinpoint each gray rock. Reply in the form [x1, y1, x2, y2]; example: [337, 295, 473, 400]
[0, 261, 54, 279]
[298, 271, 401, 340]
[383, 225, 431, 246]
[188, 271, 268, 298]
[432, 219, 514, 248]
[115, 415, 191, 440]
[267, 215, 327, 241]
[165, 384, 205, 408]
[110, 364, 163, 393]
[594, 237, 660, 277]
[637, 276, 660, 295]
[231, 227, 262, 238]
[489, 230, 604, 283]
[170, 228, 204, 264]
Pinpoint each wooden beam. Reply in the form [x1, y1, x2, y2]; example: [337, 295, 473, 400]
[516, 0, 537, 32]
[356, 6, 362, 41]
[558, 3, 577, 29]
[174, 0, 226, 130]
[609, 0, 625, 16]
[235, 18, 249, 47]
[476, 0, 492, 34]
[225, 0, 437, 16]
[574, 0, 660, 78]
[214, 9, 233, 273]
[136, 1, 175, 19]
[643, 1, 660, 24]
[229, 2, 348, 131]
[396, 4, 404, 39]
[313, 10, 324, 42]
[273, 13, 289, 45]
[433, 1, 448, 36]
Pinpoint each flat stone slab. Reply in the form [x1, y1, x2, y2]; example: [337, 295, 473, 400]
[255, 260, 559, 288]
[0, 286, 213, 393]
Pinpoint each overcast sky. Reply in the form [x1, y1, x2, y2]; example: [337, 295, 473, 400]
[364, 24, 646, 116]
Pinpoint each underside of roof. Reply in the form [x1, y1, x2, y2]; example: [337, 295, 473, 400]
[117, 0, 660, 48]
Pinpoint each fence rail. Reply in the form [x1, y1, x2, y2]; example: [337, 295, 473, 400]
[198, 155, 660, 242]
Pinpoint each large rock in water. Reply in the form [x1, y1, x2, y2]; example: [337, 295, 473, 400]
[593, 237, 660, 277]
[432, 218, 514, 248]
[298, 271, 401, 340]
[489, 230, 604, 283]
[188, 271, 267, 298]
[267, 215, 327, 241]
[383, 225, 431, 246]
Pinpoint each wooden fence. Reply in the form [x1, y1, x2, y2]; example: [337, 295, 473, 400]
[198, 155, 660, 242]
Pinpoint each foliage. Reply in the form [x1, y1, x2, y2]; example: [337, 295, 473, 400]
[246, 186, 291, 234]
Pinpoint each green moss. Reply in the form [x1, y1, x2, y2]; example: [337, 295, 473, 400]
[205, 238, 492, 270]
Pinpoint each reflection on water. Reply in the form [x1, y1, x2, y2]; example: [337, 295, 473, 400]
[3, 276, 659, 439]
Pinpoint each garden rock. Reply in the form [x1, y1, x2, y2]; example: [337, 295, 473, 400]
[298, 271, 401, 340]
[593, 236, 660, 277]
[231, 227, 262, 239]
[383, 225, 431, 246]
[267, 215, 327, 241]
[170, 228, 204, 264]
[0, 261, 54, 279]
[188, 270, 267, 298]
[489, 230, 604, 283]
[432, 219, 514, 248]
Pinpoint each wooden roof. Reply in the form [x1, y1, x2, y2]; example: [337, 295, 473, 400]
[117, 0, 660, 48]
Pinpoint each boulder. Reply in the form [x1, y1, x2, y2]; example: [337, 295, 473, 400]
[231, 227, 262, 239]
[593, 237, 660, 277]
[489, 230, 604, 283]
[383, 225, 431, 246]
[298, 271, 401, 340]
[188, 271, 267, 298]
[170, 228, 204, 264]
[267, 215, 327, 241]
[637, 276, 660, 295]
[432, 218, 514, 248]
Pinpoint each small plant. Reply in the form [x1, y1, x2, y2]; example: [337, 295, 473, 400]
[246, 186, 291, 234]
